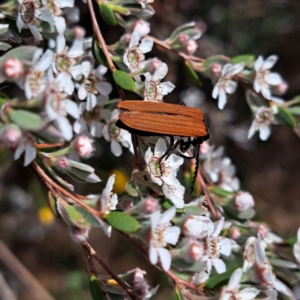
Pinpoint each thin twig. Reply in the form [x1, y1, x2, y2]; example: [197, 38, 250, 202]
[147, 35, 204, 63]
[197, 168, 219, 220]
[82, 242, 139, 300]
[87, 0, 115, 72]
[0, 272, 17, 300]
[29, 161, 102, 217]
[0, 240, 55, 300]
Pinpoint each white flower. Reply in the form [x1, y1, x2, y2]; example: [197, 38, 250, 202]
[234, 192, 255, 211]
[123, 30, 153, 72]
[212, 63, 245, 110]
[77, 63, 112, 111]
[183, 215, 214, 239]
[143, 63, 175, 101]
[23, 48, 53, 99]
[149, 206, 180, 271]
[145, 138, 185, 208]
[99, 174, 118, 215]
[73, 97, 110, 138]
[202, 217, 232, 274]
[14, 135, 36, 166]
[293, 228, 300, 263]
[102, 109, 133, 157]
[44, 72, 79, 141]
[254, 55, 283, 100]
[41, 0, 74, 34]
[52, 34, 85, 95]
[219, 268, 260, 300]
[17, 0, 45, 40]
[248, 106, 277, 141]
[254, 235, 292, 297]
[202, 147, 240, 192]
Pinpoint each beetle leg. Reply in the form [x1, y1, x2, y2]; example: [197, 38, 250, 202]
[190, 144, 200, 195]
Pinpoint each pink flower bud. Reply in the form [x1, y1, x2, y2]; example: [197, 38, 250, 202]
[70, 226, 90, 243]
[73, 26, 86, 38]
[140, 197, 160, 214]
[230, 227, 241, 239]
[121, 34, 131, 45]
[184, 240, 205, 262]
[2, 125, 21, 147]
[56, 156, 70, 171]
[178, 33, 188, 44]
[73, 136, 94, 158]
[257, 224, 269, 239]
[185, 40, 198, 54]
[234, 191, 254, 211]
[211, 63, 222, 76]
[3, 58, 23, 80]
[146, 58, 162, 74]
[274, 81, 288, 95]
[131, 20, 150, 37]
[200, 141, 210, 154]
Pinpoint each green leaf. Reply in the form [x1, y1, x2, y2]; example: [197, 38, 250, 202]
[183, 205, 206, 215]
[65, 204, 90, 228]
[287, 106, 300, 115]
[108, 4, 130, 15]
[106, 211, 140, 233]
[286, 236, 297, 245]
[184, 60, 202, 86]
[113, 70, 135, 91]
[169, 22, 196, 42]
[8, 109, 43, 130]
[202, 55, 230, 70]
[99, 3, 117, 26]
[269, 258, 298, 269]
[123, 4, 155, 19]
[89, 275, 103, 300]
[205, 269, 235, 289]
[48, 192, 58, 216]
[210, 187, 235, 197]
[275, 106, 296, 128]
[74, 206, 101, 228]
[92, 37, 108, 67]
[231, 55, 255, 66]
[238, 208, 255, 219]
[66, 167, 101, 183]
[125, 181, 139, 197]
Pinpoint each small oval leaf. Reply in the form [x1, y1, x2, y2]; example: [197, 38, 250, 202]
[48, 192, 58, 216]
[113, 70, 135, 91]
[210, 187, 235, 197]
[106, 211, 140, 233]
[205, 269, 234, 289]
[184, 60, 202, 86]
[125, 181, 139, 197]
[275, 106, 296, 128]
[184, 206, 206, 215]
[8, 109, 43, 130]
[92, 37, 108, 67]
[237, 208, 255, 220]
[123, 4, 155, 19]
[231, 55, 255, 66]
[99, 3, 117, 26]
[90, 275, 104, 300]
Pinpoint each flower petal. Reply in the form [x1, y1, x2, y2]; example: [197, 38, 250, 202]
[157, 247, 171, 271]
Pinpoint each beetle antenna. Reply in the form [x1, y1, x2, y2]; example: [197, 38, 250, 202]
[190, 144, 200, 195]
